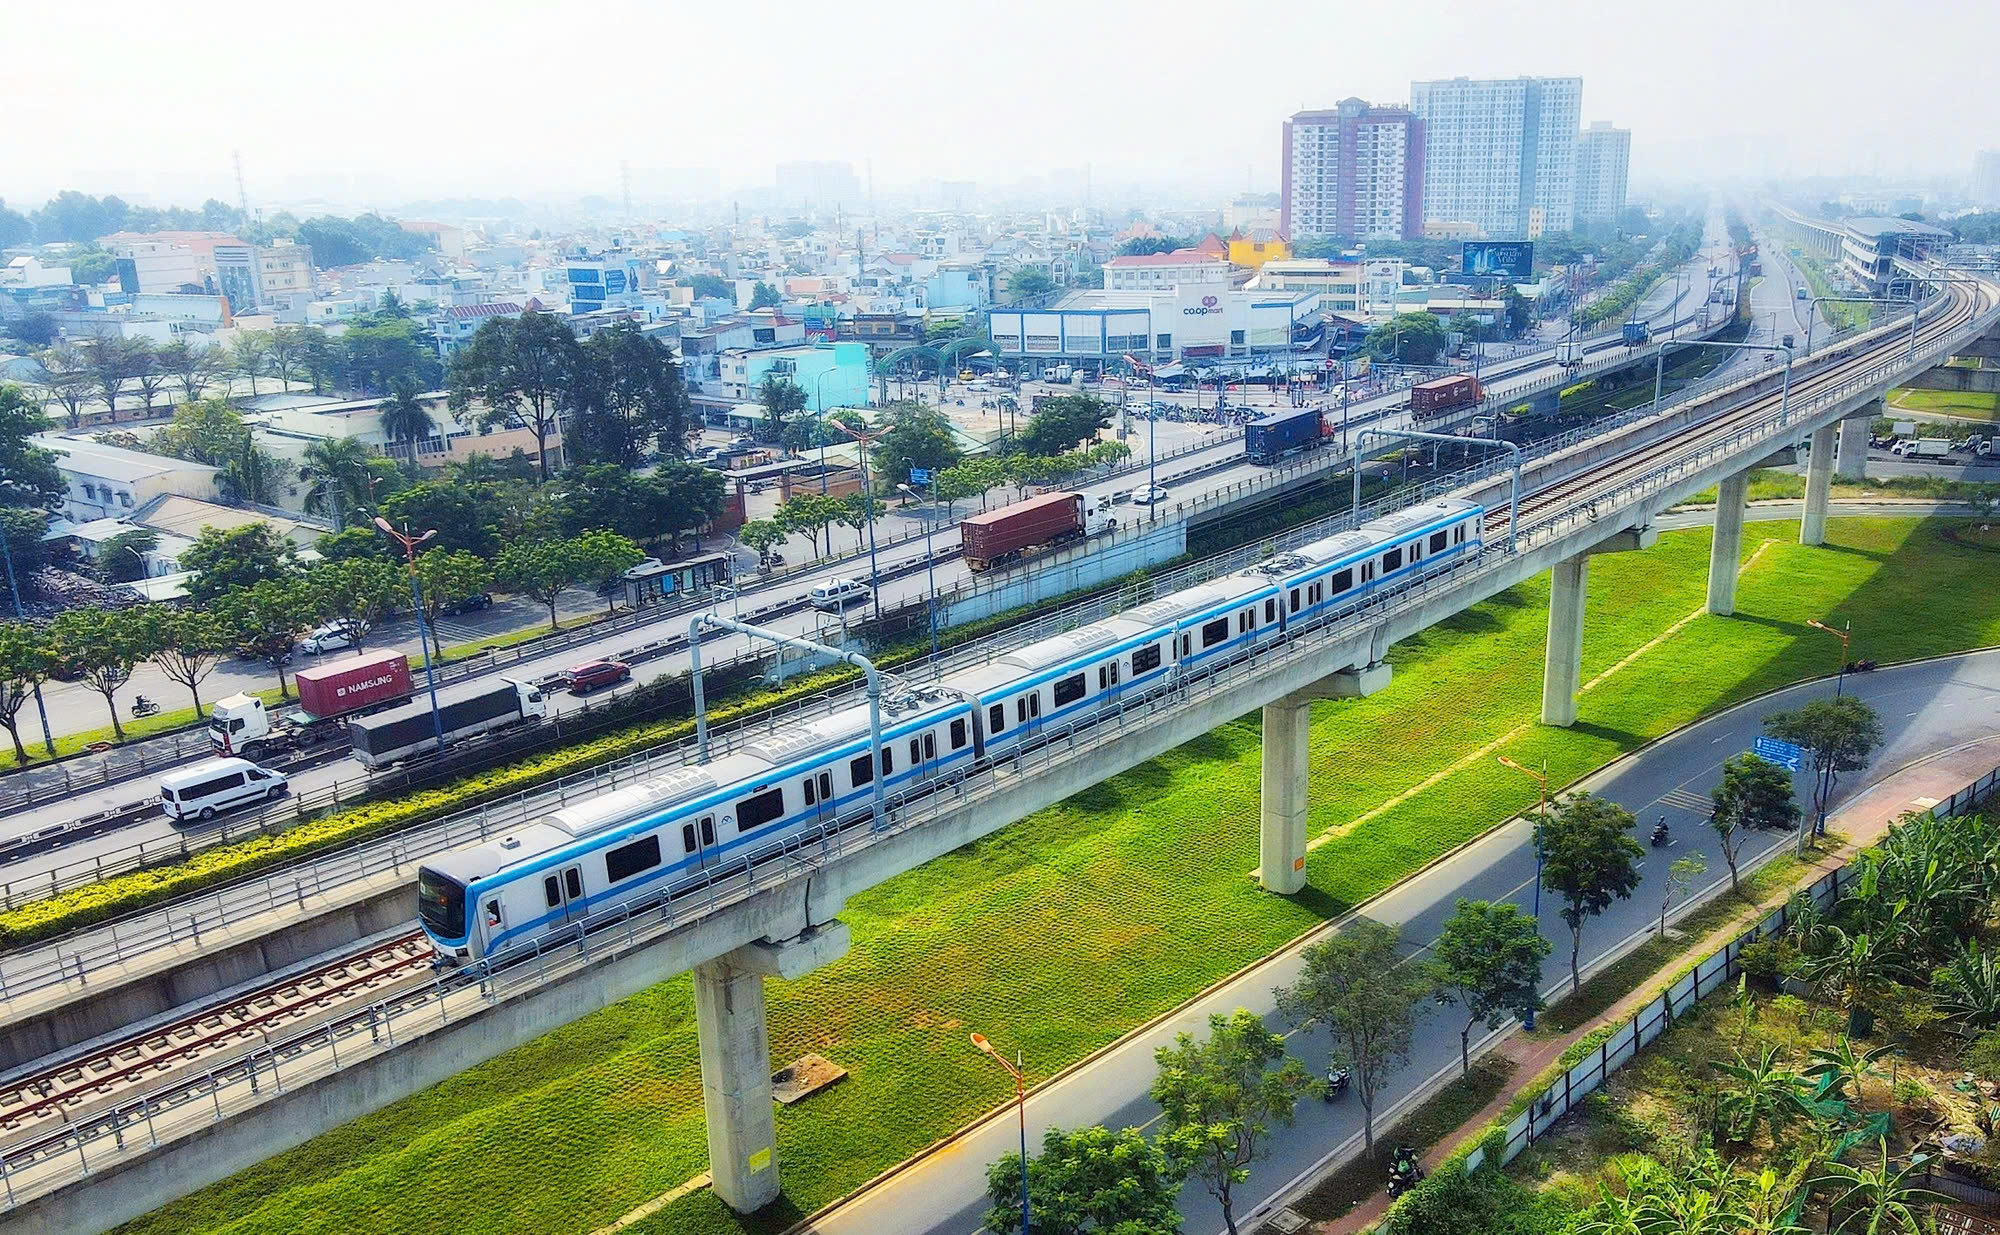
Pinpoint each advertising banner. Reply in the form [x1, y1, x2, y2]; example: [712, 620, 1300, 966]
[1463, 242, 1535, 280]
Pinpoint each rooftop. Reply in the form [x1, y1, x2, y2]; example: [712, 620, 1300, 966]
[1843, 216, 1952, 241]
[34, 435, 221, 483]
[1104, 249, 1226, 268]
[441, 301, 524, 320]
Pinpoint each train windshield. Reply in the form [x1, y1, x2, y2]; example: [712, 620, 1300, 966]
[416, 867, 466, 938]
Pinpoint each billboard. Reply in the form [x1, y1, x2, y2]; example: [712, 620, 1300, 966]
[1463, 242, 1534, 280]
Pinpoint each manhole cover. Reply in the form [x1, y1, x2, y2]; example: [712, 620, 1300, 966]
[1265, 1207, 1308, 1233]
[772, 1052, 847, 1104]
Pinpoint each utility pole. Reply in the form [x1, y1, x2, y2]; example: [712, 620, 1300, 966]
[233, 149, 252, 221]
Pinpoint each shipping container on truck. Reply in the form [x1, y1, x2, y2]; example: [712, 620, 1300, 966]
[347, 677, 549, 768]
[959, 491, 1116, 571]
[1409, 374, 1483, 419]
[208, 650, 413, 759]
[1622, 321, 1652, 346]
[1243, 407, 1326, 464]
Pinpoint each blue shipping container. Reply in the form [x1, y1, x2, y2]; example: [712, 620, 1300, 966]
[1244, 408, 1323, 464]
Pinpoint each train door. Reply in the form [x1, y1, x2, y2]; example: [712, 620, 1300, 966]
[543, 863, 588, 924]
[679, 814, 720, 872]
[1015, 690, 1043, 740]
[802, 770, 835, 826]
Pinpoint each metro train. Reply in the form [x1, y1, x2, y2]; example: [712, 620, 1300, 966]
[415, 497, 1487, 964]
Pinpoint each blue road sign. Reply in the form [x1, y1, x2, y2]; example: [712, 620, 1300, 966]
[1752, 737, 1806, 772]
[909, 467, 932, 485]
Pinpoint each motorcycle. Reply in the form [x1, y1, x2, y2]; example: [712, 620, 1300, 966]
[1386, 1145, 1425, 1198]
[1845, 659, 1878, 673]
[1323, 1066, 1351, 1103]
[130, 694, 160, 720]
[1650, 818, 1671, 848]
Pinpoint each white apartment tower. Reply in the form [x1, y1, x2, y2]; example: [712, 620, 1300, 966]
[1409, 76, 1582, 237]
[1574, 121, 1631, 226]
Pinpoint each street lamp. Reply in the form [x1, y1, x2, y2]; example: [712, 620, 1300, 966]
[971, 1033, 1031, 1235]
[0, 525, 57, 757]
[812, 370, 838, 494]
[899, 483, 939, 659]
[833, 424, 885, 620]
[1652, 340, 1792, 420]
[1805, 617, 1852, 699]
[371, 517, 448, 752]
[1497, 754, 1551, 1029]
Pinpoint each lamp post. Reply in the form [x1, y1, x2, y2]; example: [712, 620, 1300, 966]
[1806, 617, 1852, 699]
[833, 424, 885, 620]
[1497, 754, 1551, 1029]
[812, 370, 837, 494]
[899, 483, 939, 658]
[0, 526, 57, 757]
[1652, 339, 1792, 420]
[372, 517, 448, 752]
[971, 1033, 1031, 1234]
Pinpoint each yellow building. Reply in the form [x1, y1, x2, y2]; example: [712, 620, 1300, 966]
[1226, 228, 1291, 270]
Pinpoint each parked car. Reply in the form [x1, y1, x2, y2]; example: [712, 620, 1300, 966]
[564, 659, 632, 694]
[299, 622, 358, 655]
[808, 578, 873, 611]
[442, 592, 493, 616]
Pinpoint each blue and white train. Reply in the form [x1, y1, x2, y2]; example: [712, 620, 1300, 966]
[416, 498, 1486, 963]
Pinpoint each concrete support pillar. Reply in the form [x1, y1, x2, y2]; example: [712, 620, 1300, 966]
[1258, 693, 1313, 896]
[1541, 555, 1588, 727]
[1707, 472, 1749, 616]
[1801, 422, 1837, 547]
[1836, 405, 1875, 481]
[694, 923, 851, 1214]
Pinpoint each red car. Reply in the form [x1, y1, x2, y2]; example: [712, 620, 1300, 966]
[565, 659, 632, 694]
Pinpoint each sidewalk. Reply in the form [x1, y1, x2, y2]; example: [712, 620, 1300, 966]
[1312, 732, 2000, 1235]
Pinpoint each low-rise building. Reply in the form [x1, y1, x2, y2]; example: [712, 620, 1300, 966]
[33, 435, 221, 521]
[1102, 249, 1230, 292]
[716, 341, 871, 410]
[433, 301, 526, 357]
[988, 285, 1320, 373]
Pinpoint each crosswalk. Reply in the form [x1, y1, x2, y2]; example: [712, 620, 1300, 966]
[1658, 788, 1712, 815]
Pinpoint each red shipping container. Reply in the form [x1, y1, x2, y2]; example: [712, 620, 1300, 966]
[294, 649, 413, 721]
[961, 492, 1084, 570]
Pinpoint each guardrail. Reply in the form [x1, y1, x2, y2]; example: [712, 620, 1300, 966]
[3, 278, 1985, 1002]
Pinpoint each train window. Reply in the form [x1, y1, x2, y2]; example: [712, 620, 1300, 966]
[850, 754, 874, 786]
[485, 899, 502, 928]
[881, 745, 895, 774]
[909, 738, 922, 764]
[804, 776, 817, 806]
[1017, 697, 1029, 723]
[1178, 633, 1191, 658]
[1311, 582, 1324, 604]
[988, 704, 1006, 733]
[544, 875, 560, 908]
[924, 733, 937, 759]
[1289, 588, 1301, 613]
[1237, 611, 1250, 634]
[1361, 561, 1375, 582]
[1201, 617, 1229, 647]
[1265, 598, 1276, 624]
[1133, 644, 1162, 673]
[605, 835, 662, 884]
[1330, 568, 1352, 594]
[1430, 531, 1448, 553]
[1455, 524, 1467, 544]
[950, 718, 968, 749]
[738, 788, 785, 831]
[682, 823, 698, 852]
[564, 869, 583, 900]
[700, 817, 715, 845]
[1409, 539, 1422, 561]
[1383, 547, 1403, 572]
[1053, 673, 1086, 706]
[1099, 661, 1121, 690]
[818, 771, 832, 799]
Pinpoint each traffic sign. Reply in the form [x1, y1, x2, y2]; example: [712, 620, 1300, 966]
[908, 467, 932, 485]
[1752, 737, 1806, 772]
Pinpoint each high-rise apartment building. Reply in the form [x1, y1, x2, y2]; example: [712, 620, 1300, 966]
[1409, 76, 1582, 237]
[1975, 151, 2000, 209]
[1280, 98, 1425, 242]
[1574, 121, 1631, 226]
[775, 161, 861, 209]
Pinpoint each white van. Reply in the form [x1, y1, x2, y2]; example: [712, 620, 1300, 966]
[160, 758, 289, 823]
[808, 578, 873, 611]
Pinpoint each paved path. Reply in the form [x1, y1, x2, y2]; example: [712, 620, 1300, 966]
[801, 648, 2000, 1235]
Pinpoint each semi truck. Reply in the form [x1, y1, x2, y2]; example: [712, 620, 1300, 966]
[209, 649, 413, 759]
[1409, 374, 1484, 420]
[1243, 407, 1327, 464]
[1622, 321, 1652, 346]
[347, 677, 548, 769]
[960, 491, 1117, 571]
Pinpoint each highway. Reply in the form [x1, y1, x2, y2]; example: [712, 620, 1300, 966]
[0, 232, 1730, 871]
[806, 648, 2000, 1235]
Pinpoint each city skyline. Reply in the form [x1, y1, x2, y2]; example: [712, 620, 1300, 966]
[8, 0, 1997, 213]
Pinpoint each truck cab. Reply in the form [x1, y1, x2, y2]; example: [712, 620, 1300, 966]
[209, 694, 273, 756]
[1078, 492, 1116, 537]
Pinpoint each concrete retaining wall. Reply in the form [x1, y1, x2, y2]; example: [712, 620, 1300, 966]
[934, 517, 1186, 629]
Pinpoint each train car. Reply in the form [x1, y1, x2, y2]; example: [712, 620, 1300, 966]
[1244, 408, 1326, 465]
[1410, 374, 1483, 419]
[417, 495, 1488, 966]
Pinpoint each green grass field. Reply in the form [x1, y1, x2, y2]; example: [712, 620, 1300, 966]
[1887, 386, 2000, 420]
[115, 516, 2000, 1235]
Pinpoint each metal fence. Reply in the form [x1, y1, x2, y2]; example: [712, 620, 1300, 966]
[1465, 760, 2000, 1175]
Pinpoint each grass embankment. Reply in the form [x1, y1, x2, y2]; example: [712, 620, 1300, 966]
[1787, 247, 1871, 332]
[0, 688, 287, 771]
[1887, 386, 2000, 421]
[114, 516, 2000, 1235]
[1683, 467, 2000, 506]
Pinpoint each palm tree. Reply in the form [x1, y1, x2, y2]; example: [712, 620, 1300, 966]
[1714, 1044, 1810, 1146]
[379, 380, 435, 465]
[1809, 1142, 1942, 1234]
[221, 432, 282, 506]
[298, 437, 378, 531]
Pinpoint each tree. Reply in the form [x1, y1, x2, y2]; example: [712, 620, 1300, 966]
[1809, 1139, 1942, 1234]
[1275, 920, 1435, 1149]
[448, 311, 584, 480]
[688, 274, 731, 300]
[1539, 792, 1646, 992]
[1364, 313, 1448, 366]
[1430, 900, 1550, 1078]
[154, 339, 225, 403]
[304, 557, 404, 651]
[1659, 853, 1707, 937]
[378, 481, 499, 559]
[1763, 696, 1883, 854]
[410, 550, 494, 660]
[1710, 754, 1799, 892]
[567, 323, 690, 467]
[981, 1125, 1186, 1235]
[230, 331, 272, 398]
[297, 326, 339, 395]
[151, 397, 248, 466]
[79, 335, 149, 416]
[1017, 394, 1112, 457]
[0, 385, 65, 509]
[219, 431, 285, 507]
[181, 523, 298, 602]
[96, 528, 159, 583]
[379, 379, 436, 463]
[48, 606, 153, 739]
[873, 402, 964, 483]
[265, 327, 307, 391]
[140, 607, 228, 715]
[571, 529, 646, 612]
[749, 281, 782, 310]
[497, 538, 585, 631]
[1151, 1009, 1311, 1235]
[1008, 267, 1055, 303]
[130, 349, 171, 415]
[0, 199, 31, 248]
[220, 579, 315, 699]
[0, 622, 54, 764]
[778, 492, 846, 558]
[755, 373, 808, 447]
[737, 519, 786, 567]
[298, 437, 380, 531]
[34, 347, 98, 429]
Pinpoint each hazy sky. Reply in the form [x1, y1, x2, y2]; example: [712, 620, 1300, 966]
[7, 0, 1992, 211]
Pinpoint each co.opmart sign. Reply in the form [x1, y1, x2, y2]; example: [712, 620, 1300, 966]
[1182, 294, 1224, 317]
